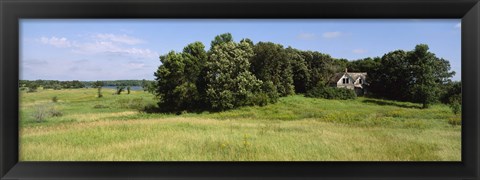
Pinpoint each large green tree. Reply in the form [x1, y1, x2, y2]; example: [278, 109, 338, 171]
[369, 44, 454, 108]
[154, 42, 207, 112]
[301, 51, 343, 90]
[204, 39, 262, 111]
[369, 50, 411, 100]
[210, 33, 233, 50]
[286, 48, 310, 93]
[408, 44, 455, 108]
[250, 42, 294, 96]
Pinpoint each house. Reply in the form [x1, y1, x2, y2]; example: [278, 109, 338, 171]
[329, 68, 368, 96]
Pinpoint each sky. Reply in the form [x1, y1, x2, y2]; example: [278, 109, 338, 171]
[20, 19, 461, 81]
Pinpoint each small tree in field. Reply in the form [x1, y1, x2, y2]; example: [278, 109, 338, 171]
[116, 86, 125, 95]
[127, 86, 131, 94]
[93, 81, 104, 98]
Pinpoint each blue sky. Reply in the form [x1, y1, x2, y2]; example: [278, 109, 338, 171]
[20, 19, 461, 81]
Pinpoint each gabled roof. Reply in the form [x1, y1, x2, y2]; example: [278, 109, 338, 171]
[329, 72, 367, 84]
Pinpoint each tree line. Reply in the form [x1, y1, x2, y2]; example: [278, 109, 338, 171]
[19, 80, 155, 91]
[153, 33, 459, 112]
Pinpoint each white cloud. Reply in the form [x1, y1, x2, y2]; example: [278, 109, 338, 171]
[455, 23, 461, 29]
[39, 36, 71, 48]
[37, 33, 158, 59]
[72, 41, 158, 59]
[322, 31, 342, 39]
[125, 61, 146, 69]
[95, 33, 144, 45]
[297, 32, 316, 40]
[352, 49, 367, 54]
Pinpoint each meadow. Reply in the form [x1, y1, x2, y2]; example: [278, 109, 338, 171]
[19, 88, 461, 161]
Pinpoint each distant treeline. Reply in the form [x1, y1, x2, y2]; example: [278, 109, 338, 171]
[19, 79, 155, 91]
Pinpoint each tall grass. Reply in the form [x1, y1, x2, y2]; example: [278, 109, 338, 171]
[19, 89, 461, 161]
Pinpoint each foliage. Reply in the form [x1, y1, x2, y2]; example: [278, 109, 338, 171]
[369, 45, 455, 108]
[32, 104, 63, 122]
[92, 81, 104, 98]
[250, 42, 294, 96]
[51, 96, 58, 103]
[116, 86, 125, 95]
[205, 39, 262, 111]
[448, 115, 461, 126]
[301, 51, 344, 90]
[347, 57, 381, 72]
[26, 83, 39, 93]
[440, 81, 461, 104]
[448, 94, 462, 115]
[210, 33, 233, 49]
[32, 105, 49, 122]
[154, 42, 207, 112]
[305, 85, 357, 100]
[286, 48, 310, 93]
[141, 79, 156, 94]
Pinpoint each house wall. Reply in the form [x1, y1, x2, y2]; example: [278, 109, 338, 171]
[336, 74, 355, 89]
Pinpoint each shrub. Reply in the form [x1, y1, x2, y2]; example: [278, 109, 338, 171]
[32, 104, 63, 122]
[246, 92, 269, 107]
[52, 96, 58, 103]
[49, 107, 63, 117]
[306, 86, 356, 100]
[449, 94, 462, 115]
[32, 105, 49, 122]
[448, 116, 461, 126]
[116, 86, 125, 95]
[93, 104, 109, 109]
[117, 98, 145, 110]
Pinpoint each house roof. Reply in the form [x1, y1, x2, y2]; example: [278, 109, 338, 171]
[329, 72, 367, 83]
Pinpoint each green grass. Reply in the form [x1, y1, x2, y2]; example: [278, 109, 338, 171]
[19, 88, 461, 161]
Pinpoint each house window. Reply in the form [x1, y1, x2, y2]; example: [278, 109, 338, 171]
[342, 78, 349, 84]
[359, 79, 362, 84]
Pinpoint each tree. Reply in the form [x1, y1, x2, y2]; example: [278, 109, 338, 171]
[369, 44, 454, 108]
[286, 48, 310, 93]
[369, 50, 412, 100]
[127, 86, 131, 94]
[301, 51, 343, 90]
[204, 40, 262, 111]
[408, 44, 454, 108]
[440, 81, 461, 104]
[27, 82, 39, 93]
[92, 81, 104, 98]
[210, 33, 233, 50]
[116, 85, 125, 95]
[154, 42, 207, 112]
[347, 57, 381, 73]
[251, 42, 294, 96]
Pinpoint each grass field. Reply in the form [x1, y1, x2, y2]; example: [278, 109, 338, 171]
[19, 88, 461, 161]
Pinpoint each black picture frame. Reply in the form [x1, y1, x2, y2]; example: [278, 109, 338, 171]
[1, 0, 479, 179]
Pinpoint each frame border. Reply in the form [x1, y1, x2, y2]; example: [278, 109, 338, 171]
[1, 0, 479, 179]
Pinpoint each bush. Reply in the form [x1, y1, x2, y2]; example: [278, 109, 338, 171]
[448, 94, 462, 115]
[32, 104, 63, 123]
[246, 92, 269, 107]
[32, 105, 49, 122]
[52, 96, 58, 103]
[117, 98, 145, 110]
[93, 104, 109, 109]
[448, 116, 461, 126]
[305, 86, 356, 100]
[49, 107, 63, 117]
